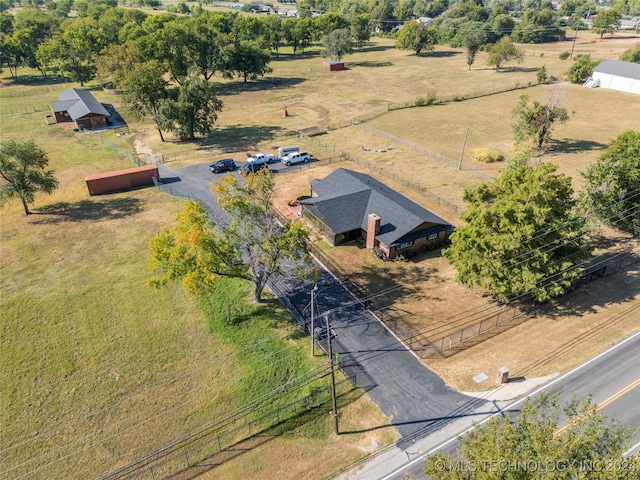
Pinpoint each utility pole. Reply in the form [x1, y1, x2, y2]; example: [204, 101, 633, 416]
[310, 284, 318, 356]
[569, 29, 578, 60]
[326, 314, 339, 435]
[458, 126, 469, 170]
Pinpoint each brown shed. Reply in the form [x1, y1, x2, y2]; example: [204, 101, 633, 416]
[323, 61, 345, 71]
[85, 165, 158, 196]
[50, 88, 110, 130]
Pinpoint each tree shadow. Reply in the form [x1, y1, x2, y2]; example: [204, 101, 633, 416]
[546, 138, 608, 154]
[504, 66, 540, 73]
[176, 385, 367, 479]
[428, 50, 460, 58]
[30, 198, 145, 224]
[272, 50, 322, 62]
[349, 61, 393, 68]
[543, 250, 640, 319]
[215, 77, 306, 96]
[359, 43, 396, 53]
[4, 75, 68, 86]
[197, 125, 291, 150]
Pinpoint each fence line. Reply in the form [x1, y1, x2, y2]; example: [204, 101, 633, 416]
[90, 132, 142, 166]
[301, 132, 465, 214]
[324, 81, 534, 131]
[371, 249, 639, 359]
[354, 123, 494, 180]
[96, 378, 351, 480]
[149, 131, 300, 164]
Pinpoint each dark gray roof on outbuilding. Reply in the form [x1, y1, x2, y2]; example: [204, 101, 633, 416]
[51, 88, 110, 120]
[593, 60, 640, 80]
[301, 168, 452, 247]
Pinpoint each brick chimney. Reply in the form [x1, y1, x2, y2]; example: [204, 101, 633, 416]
[366, 214, 381, 250]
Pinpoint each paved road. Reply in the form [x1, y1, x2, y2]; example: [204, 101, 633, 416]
[155, 160, 487, 444]
[377, 330, 640, 480]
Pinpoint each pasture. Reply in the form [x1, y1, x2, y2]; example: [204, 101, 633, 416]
[0, 82, 394, 479]
[2, 29, 639, 477]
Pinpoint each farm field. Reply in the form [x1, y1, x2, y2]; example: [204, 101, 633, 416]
[1, 26, 640, 479]
[0, 84, 395, 479]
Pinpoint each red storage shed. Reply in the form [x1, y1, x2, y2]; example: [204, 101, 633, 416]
[323, 61, 345, 71]
[85, 165, 159, 196]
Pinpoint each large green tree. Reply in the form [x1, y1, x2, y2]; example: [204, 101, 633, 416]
[150, 171, 310, 302]
[160, 72, 223, 141]
[148, 200, 247, 293]
[511, 93, 570, 152]
[321, 27, 353, 61]
[214, 170, 311, 302]
[443, 160, 592, 303]
[591, 9, 622, 38]
[0, 139, 59, 215]
[117, 60, 170, 142]
[350, 13, 371, 48]
[487, 35, 523, 71]
[425, 392, 640, 479]
[580, 130, 640, 236]
[227, 40, 272, 82]
[36, 17, 107, 85]
[395, 21, 437, 56]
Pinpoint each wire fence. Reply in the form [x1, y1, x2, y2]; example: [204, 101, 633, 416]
[90, 132, 142, 166]
[301, 131, 465, 214]
[324, 81, 535, 131]
[149, 131, 301, 164]
[0, 104, 50, 116]
[96, 376, 355, 480]
[370, 249, 640, 359]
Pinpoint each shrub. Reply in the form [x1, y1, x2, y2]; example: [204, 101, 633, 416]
[451, 94, 464, 102]
[566, 54, 600, 83]
[469, 147, 505, 163]
[537, 65, 548, 84]
[415, 91, 437, 106]
[372, 246, 384, 259]
[559, 51, 570, 60]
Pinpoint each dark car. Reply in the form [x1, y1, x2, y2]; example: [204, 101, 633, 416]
[209, 158, 236, 173]
[240, 162, 269, 176]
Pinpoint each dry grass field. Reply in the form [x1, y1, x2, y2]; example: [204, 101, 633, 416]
[2, 27, 639, 479]
[274, 162, 640, 393]
[192, 32, 639, 394]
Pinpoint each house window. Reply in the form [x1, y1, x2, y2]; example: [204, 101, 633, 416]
[398, 240, 413, 250]
[428, 233, 438, 240]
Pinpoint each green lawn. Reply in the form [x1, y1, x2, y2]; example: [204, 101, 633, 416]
[0, 79, 394, 479]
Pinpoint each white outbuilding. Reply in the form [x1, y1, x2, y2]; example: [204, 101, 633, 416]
[586, 59, 640, 95]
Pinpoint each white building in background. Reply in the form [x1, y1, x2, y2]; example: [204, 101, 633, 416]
[585, 59, 640, 94]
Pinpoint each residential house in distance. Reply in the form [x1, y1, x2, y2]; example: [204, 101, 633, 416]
[50, 88, 110, 130]
[300, 168, 454, 259]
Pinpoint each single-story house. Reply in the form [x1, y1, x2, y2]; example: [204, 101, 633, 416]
[50, 88, 110, 129]
[586, 59, 640, 95]
[300, 168, 454, 259]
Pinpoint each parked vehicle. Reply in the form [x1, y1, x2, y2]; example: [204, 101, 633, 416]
[247, 153, 275, 165]
[277, 145, 299, 160]
[281, 151, 311, 166]
[240, 162, 270, 176]
[209, 158, 236, 173]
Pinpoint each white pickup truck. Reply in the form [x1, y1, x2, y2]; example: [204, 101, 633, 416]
[247, 153, 275, 166]
[281, 151, 311, 166]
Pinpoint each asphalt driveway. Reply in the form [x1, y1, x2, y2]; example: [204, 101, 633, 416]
[155, 161, 487, 444]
